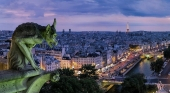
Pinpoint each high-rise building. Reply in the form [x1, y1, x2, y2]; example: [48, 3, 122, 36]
[126, 22, 129, 33]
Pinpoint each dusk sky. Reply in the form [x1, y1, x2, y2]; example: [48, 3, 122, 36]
[1, 0, 170, 31]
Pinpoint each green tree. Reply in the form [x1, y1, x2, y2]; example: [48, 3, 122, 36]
[40, 76, 103, 93]
[150, 58, 164, 74]
[40, 83, 53, 93]
[80, 78, 103, 93]
[40, 76, 82, 93]
[163, 48, 170, 59]
[146, 85, 158, 93]
[40, 67, 103, 93]
[150, 62, 156, 72]
[51, 76, 82, 93]
[121, 73, 147, 93]
[79, 64, 98, 79]
[57, 68, 74, 76]
[163, 45, 170, 59]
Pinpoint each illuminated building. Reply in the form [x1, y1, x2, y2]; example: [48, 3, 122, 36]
[0, 57, 7, 70]
[72, 53, 103, 70]
[60, 54, 72, 68]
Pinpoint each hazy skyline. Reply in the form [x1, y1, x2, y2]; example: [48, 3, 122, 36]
[1, 0, 170, 31]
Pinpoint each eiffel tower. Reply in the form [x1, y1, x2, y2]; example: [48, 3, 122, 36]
[126, 22, 129, 33]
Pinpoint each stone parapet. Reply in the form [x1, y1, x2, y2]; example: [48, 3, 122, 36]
[0, 69, 59, 93]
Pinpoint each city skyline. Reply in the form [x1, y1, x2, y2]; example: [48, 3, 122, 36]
[1, 0, 170, 31]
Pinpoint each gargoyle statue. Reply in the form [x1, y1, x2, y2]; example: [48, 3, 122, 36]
[7, 18, 57, 71]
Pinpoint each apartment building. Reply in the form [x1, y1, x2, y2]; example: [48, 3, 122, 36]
[72, 53, 103, 70]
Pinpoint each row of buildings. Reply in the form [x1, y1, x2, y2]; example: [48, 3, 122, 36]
[0, 30, 170, 72]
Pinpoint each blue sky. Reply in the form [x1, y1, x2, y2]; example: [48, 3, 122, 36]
[1, 0, 170, 31]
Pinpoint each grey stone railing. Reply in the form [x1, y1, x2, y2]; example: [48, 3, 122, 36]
[123, 59, 142, 76]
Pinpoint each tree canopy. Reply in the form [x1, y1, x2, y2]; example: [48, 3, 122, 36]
[150, 58, 164, 74]
[40, 67, 103, 93]
[146, 85, 158, 93]
[121, 73, 147, 93]
[163, 45, 170, 59]
[40, 76, 103, 93]
[78, 64, 98, 80]
[57, 68, 74, 76]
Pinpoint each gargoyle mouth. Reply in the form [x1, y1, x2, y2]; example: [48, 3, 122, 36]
[49, 41, 57, 48]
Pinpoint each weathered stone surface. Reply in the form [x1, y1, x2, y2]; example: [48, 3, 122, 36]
[0, 70, 59, 93]
[1, 19, 59, 93]
[0, 70, 42, 93]
[0, 69, 43, 82]
[0, 78, 26, 93]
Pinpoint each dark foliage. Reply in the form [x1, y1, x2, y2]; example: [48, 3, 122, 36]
[163, 45, 170, 59]
[106, 85, 121, 93]
[150, 58, 164, 74]
[57, 68, 74, 76]
[78, 64, 99, 80]
[121, 73, 147, 93]
[146, 85, 158, 93]
[40, 67, 102, 93]
[40, 76, 103, 93]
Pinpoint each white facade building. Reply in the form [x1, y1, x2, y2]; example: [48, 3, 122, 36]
[60, 54, 72, 69]
[43, 56, 60, 71]
[35, 55, 60, 71]
[72, 53, 103, 69]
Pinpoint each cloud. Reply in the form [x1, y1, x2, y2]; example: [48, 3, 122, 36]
[0, 0, 46, 18]
[46, 0, 170, 17]
[1, 0, 170, 17]
[118, 0, 170, 17]
[0, 0, 170, 31]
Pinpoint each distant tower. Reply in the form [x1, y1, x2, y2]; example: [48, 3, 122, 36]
[126, 22, 129, 33]
[62, 47, 66, 57]
[62, 29, 65, 34]
[69, 29, 71, 33]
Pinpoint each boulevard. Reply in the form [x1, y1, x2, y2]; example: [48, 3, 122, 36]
[100, 46, 168, 81]
[100, 47, 170, 92]
[101, 59, 170, 85]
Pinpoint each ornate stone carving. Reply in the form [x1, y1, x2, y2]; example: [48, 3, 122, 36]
[0, 70, 60, 93]
[7, 18, 57, 71]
